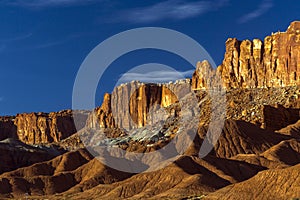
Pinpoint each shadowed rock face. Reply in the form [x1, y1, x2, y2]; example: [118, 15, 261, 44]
[0, 117, 17, 140]
[262, 105, 300, 131]
[192, 21, 300, 89]
[0, 138, 65, 175]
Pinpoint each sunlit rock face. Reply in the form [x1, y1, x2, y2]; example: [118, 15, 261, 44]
[90, 21, 300, 131]
[14, 110, 88, 144]
[88, 80, 191, 130]
[193, 21, 300, 90]
[192, 60, 214, 90]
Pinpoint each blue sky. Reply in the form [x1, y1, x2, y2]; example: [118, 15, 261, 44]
[0, 0, 299, 115]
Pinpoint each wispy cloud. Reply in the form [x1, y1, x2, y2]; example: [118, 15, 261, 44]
[32, 32, 94, 49]
[0, 33, 32, 53]
[33, 40, 67, 49]
[111, 0, 228, 24]
[2, 0, 103, 8]
[238, 0, 273, 24]
[0, 97, 4, 102]
[0, 33, 32, 43]
[118, 70, 194, 84]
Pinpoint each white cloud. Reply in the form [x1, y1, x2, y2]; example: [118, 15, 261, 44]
[32, 32, 89, 49]
[0, 33, 32, 53]
[3, 0, 102, 8]
[113, 0, 228, 23]
[118, 70, 194, 84]
[238, 0, 273, 24]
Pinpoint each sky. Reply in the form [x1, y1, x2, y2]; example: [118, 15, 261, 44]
[0, 0, 299, 115]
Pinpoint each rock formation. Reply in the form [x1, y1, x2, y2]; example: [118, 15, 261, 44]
[2, 22, 298, 145]
[87, 80, 190, 130]
[0, 117, 17, 140]
[0, 111, 88, 145]
[15, 110, 89, 144]
[193, 21, 300, 89]
[87, 93, 115, 129]
[89, 22, 300, 132]
[191, 60, 214, 90]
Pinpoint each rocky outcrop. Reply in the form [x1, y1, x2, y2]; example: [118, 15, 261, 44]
[192, 60, 214, 90]
[87, 80, 191, 130]
[193, 21, 300, 89]
[89, 21, 300, 131]
[87, 93, 115, 129]
[14, 110, 88, 144]
[0, 111, 89, 145]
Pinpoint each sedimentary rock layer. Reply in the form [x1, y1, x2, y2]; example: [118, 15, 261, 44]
[193, 21, 300, 89]
[87, 80, 191, 130]
[0, 111, 88, 144]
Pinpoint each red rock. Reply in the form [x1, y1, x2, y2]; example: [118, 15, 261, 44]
[14, 110, 88, 144]
[193, 21, 300, 89]
[87, 81, 188, 130]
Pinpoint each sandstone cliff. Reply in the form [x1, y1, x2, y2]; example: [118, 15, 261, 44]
[90, 22, 300, 131]
[2, 22, 300, 145]
[193, 21, 300, 89]
[15, 110, 89, 144]
[87, 93, 115, 129]
[87, 80, 191, 130]
[0, 111, 88, 145]
[191, 60, 214, 90]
